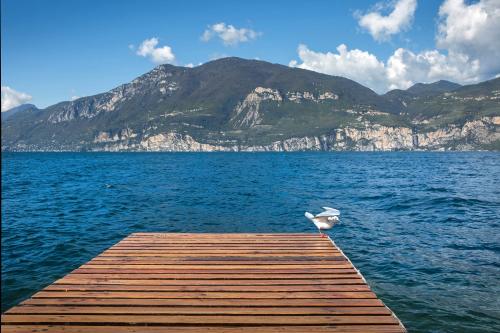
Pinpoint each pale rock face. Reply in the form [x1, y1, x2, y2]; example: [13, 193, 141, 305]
[364, 110, 390, 116]
[253, 87, 282, 99]
[281, 136, 323, 151]
[286, 92, 303, 102]
[318, 92, 339, 100]
[417, 117, 500, 149]
[241, 137, 324, 152]
[302, 92, 315, 100]
[230, 87, 340, 128]
[231, 87, 282, 128]
[94, 132, 113, 143]
[49, 66, 180, 123]
[336, 125, 414, 151]
[94, 128, 138, 143]
[286, 91, 338, 103]
[15, 117, 499, 152]
[139, 133, 235, 152]
[244, 117, 499, 152]
[84, 116, 500, 152]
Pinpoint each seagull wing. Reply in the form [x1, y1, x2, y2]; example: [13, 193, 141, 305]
[316, 210, 340, 217]
[322, 207, 340, 215]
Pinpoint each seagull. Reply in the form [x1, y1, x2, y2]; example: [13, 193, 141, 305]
[322, 207, 340, 215]
[305, 207, 340, 237]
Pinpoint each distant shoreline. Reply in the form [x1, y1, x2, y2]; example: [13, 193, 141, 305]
[2, 149, 498, 153]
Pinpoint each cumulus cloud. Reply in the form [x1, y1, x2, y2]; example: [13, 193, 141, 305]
[290, 44, 387, 92]
[358, 0, 417, 41]
[290, 44, 482, 93]
[291, 0, 500, 93]
[385, 48, 480, 89]
[136, 38, 175, 64]
[1, 86, 32, 112]
[437, 0, 500, 79]
[201, 22, 260, 46]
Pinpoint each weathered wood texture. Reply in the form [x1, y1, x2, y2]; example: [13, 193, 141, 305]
[2, 233, 406, 332]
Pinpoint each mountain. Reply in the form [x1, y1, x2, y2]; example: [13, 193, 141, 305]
[382, 89, 416, 108]
[404, 77, 500, 128]
[383, 80, 462, 108]
[406, 80, 461, 97]
[2, 58, 499, 151]
[1, 104, 38, 121]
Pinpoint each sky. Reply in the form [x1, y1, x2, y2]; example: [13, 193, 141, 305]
[1, 0, 499, 110]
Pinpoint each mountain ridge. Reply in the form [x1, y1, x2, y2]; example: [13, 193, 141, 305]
[1, 104, 39, 121]
[2, 57, 499, 151]
[406, 80, 462, 97]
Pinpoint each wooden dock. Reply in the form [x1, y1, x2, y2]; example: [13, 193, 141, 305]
[2, 233, 406, 332]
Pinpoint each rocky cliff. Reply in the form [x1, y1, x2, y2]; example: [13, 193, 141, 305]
[78, 116, 499, 152]
[2, 58, 499, 152]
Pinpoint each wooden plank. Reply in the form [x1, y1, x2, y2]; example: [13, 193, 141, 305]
[112, 243, 331, 245]
[100, 252, 339, 255]
[21, 298, 387, 307]
[98, 253, 340, 258]
[2, 233, 406, 333]
[78, 264, 355, 269]
[1, 325, 405, 333]
[31, 291, 378, 299]
[63, 273, 361, 279]
[89, 256, 347, 265]
[104, 249, 340, 253]
[126, 232, 318, 238]
[124, 234, 327, 237]
[130, 232, 319, 235]
[2, 314, 400, 325]
[72, 268, 360, 274]
[116, 241, 330, 245]
[87, 261, 349, 266]
[103, 249, 341, 253]
[44, 284, 372, 292]
[6, 306, 392, 315]
[54, 278, 365, 285]
[128, 233, 320, 237]
[119, 243, 328, 245]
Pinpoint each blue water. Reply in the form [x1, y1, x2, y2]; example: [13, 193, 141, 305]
[1, 152, 500, 332]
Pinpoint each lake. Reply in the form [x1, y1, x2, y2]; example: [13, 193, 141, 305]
[1, 152, 499, 332]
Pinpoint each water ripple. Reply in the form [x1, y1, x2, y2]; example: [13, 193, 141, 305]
[1, 152, 500, 332]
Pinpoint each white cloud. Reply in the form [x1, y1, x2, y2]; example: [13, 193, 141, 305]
[70, 96, 80, 101]
[201, 22, 260, 46]
[290, 44, 483, 93]
[358, 0, 417, 41]
[436, 0, 500, 78]
[386, 48, 480, 89]
[136, 37, 175, 64]
[291, 0, 500, 93]
[1, 86, 32, 112]
[290, 44, 387, 92]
